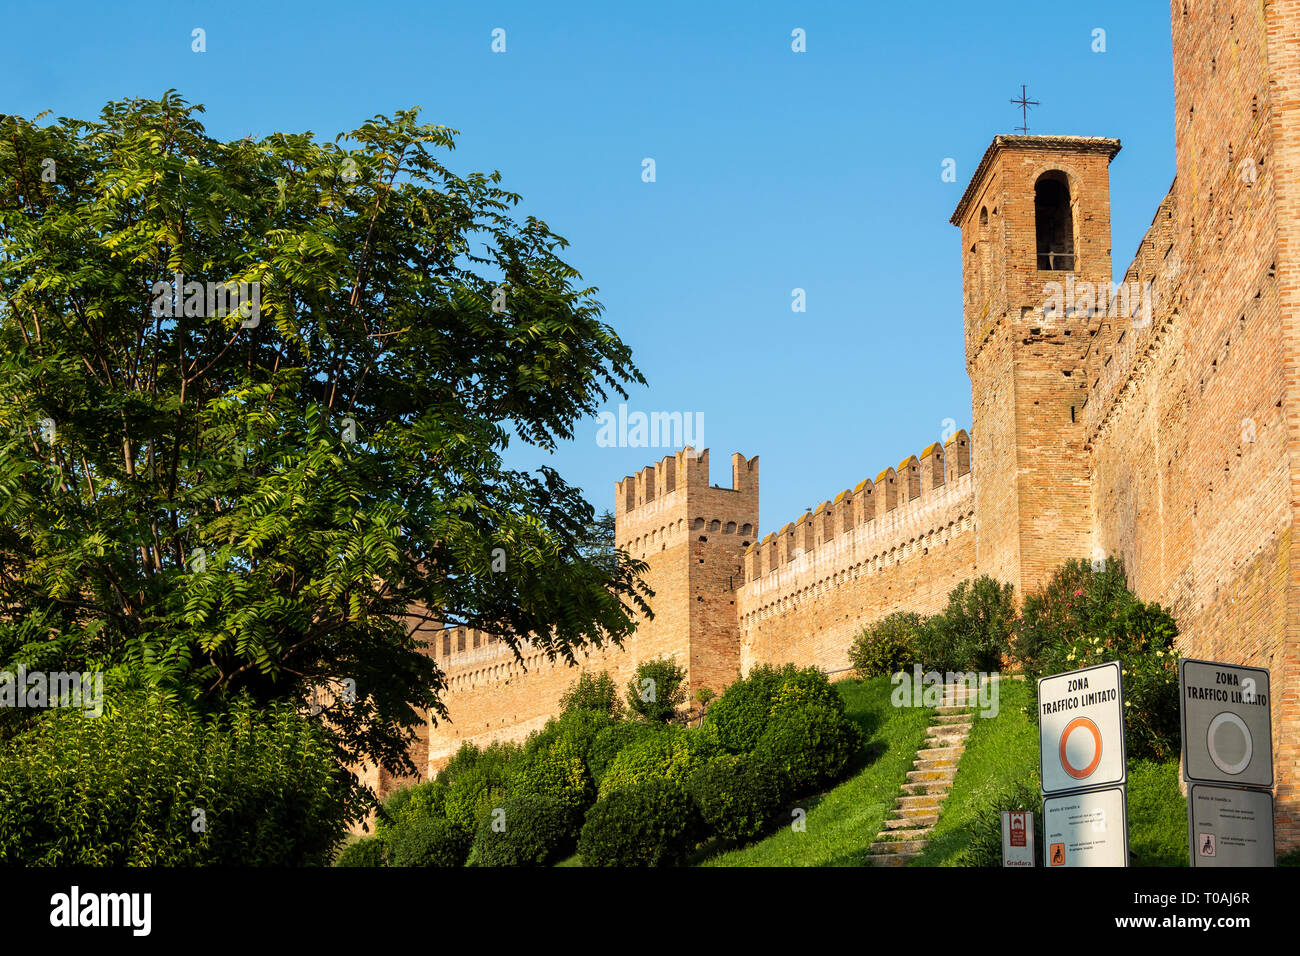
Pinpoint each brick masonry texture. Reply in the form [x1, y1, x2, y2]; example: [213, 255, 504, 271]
[407, 1, 1300, 851]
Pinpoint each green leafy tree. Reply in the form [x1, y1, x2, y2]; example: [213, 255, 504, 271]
[625, 656, 688, 722]
[0, 95, 651, 779]
[558, 670, 623, 718]
[924, 575, 1017, 672]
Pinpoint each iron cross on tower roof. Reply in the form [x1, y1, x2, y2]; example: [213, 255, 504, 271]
[1010, 84, 1039, 134]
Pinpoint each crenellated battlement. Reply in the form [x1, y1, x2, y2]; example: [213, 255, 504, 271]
[742, 430, 971, 582]
[616, 448, 760, 557]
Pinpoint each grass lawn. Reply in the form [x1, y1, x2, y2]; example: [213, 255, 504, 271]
[696, 675, 932, 867]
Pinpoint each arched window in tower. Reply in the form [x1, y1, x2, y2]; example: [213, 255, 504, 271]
[1035, 171, 1075, 271]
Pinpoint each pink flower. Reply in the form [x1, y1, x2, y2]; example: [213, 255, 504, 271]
[1074, 589, 1084, 597]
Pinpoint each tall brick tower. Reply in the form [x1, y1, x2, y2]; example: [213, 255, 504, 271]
[615, 448, 758, 696]
[951, 136, 1120, 597]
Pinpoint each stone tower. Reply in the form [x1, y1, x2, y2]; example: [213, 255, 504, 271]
[615, 448, 759, 696]
[951, 136, 1120, 598]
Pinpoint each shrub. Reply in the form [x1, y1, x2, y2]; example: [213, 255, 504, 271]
[849, 612, 927, 678]
[471, 793, 573, 866]
[1015, 558, 1180, 762]
[925, 576, 1017, 672]
[376, 779, 448, 840]
[510, 735, 595, 826]
[440, 740, 521, 835]
[525, 707, 617, 766]
[702, 664, 788, 753]
[336, 836, 387, 867]
[598, 726, 720, 798]
[559, 671, 623, 718]
[960, 778, 1044, 867]
[753, 698, 861, 794]
[388, 816, 472, 867]
[687, 753, 788, 843]
[579, 780, 703, 866]
[626, 657, 688, 722]
[587, 720, 670, 785]
[0, 692, 354, 866]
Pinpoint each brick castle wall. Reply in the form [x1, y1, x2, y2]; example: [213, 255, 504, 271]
[402, 0, 1300, 850]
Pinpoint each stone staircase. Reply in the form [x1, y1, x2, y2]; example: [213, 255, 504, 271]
[866, 685, 977, 867]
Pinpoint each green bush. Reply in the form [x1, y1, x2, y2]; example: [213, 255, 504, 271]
[960, 778, 1044, 867]
[702, 664, 789, 753]
[625, 657, 688, 722]
[510, 735, 594, 826]
[376, 779, 448, 840]
[598, 726, 719, 797]
[579, 780, 703, 866]
[687, 753, 788, 843]
[753, 697, 861, 794]
[924, 576, 1016, 672]
[587, 720, 670, 785]
[524, 707, 617, 766]
[559, 671, 623, 718]
[849, 612, 927, 678]
[388, 816, 472, 867]
[336, 836, 387, 867]
[471, 793, 573, 866]
[440, 740, 521, 835]
[0, 692, 354, 866]
[1015, 558, 1180, 762]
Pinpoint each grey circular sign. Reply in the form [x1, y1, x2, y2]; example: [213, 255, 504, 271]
[1206, 711, 1253, 776]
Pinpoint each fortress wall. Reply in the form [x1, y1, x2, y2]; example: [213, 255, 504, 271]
[1079, 0, 1296, 846]
[1263, 0, 1300, 850]
[736, 436, 976, 674]
[422, 447, 756, 773]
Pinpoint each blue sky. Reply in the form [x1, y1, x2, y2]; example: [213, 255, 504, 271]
[1, 1, 1177, 532]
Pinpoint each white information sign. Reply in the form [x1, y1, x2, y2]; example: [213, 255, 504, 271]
[1038, 661, 1126, 795]
[1043, 787, 1128, 867]
[1188, 785, 1275, 867]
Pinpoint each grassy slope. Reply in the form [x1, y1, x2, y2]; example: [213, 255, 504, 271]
[913, 677, 1188, 866]
[697, 675, 932, 867]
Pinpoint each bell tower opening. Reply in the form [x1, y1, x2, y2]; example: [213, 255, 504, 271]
[1035, 171, 1074, 271]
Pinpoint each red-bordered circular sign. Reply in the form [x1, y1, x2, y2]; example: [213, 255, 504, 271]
[1059, 716, 1103, 779]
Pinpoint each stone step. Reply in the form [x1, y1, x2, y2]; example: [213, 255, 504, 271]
[925, 729, 970, 740]
[906, 769, 957, 783]
[915, 746, 965, 759]
[885, 811, 939, 827]
[932, 714, 975, 725]
[875, 826, 934, 842]
[896, 794, 945, 810]
[865, 851, 923, 867]
[935, 705, 972, 715]
[869, 839, 929, 854]
[913, 757, 960, 771]
[900, 781, 953, 795]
